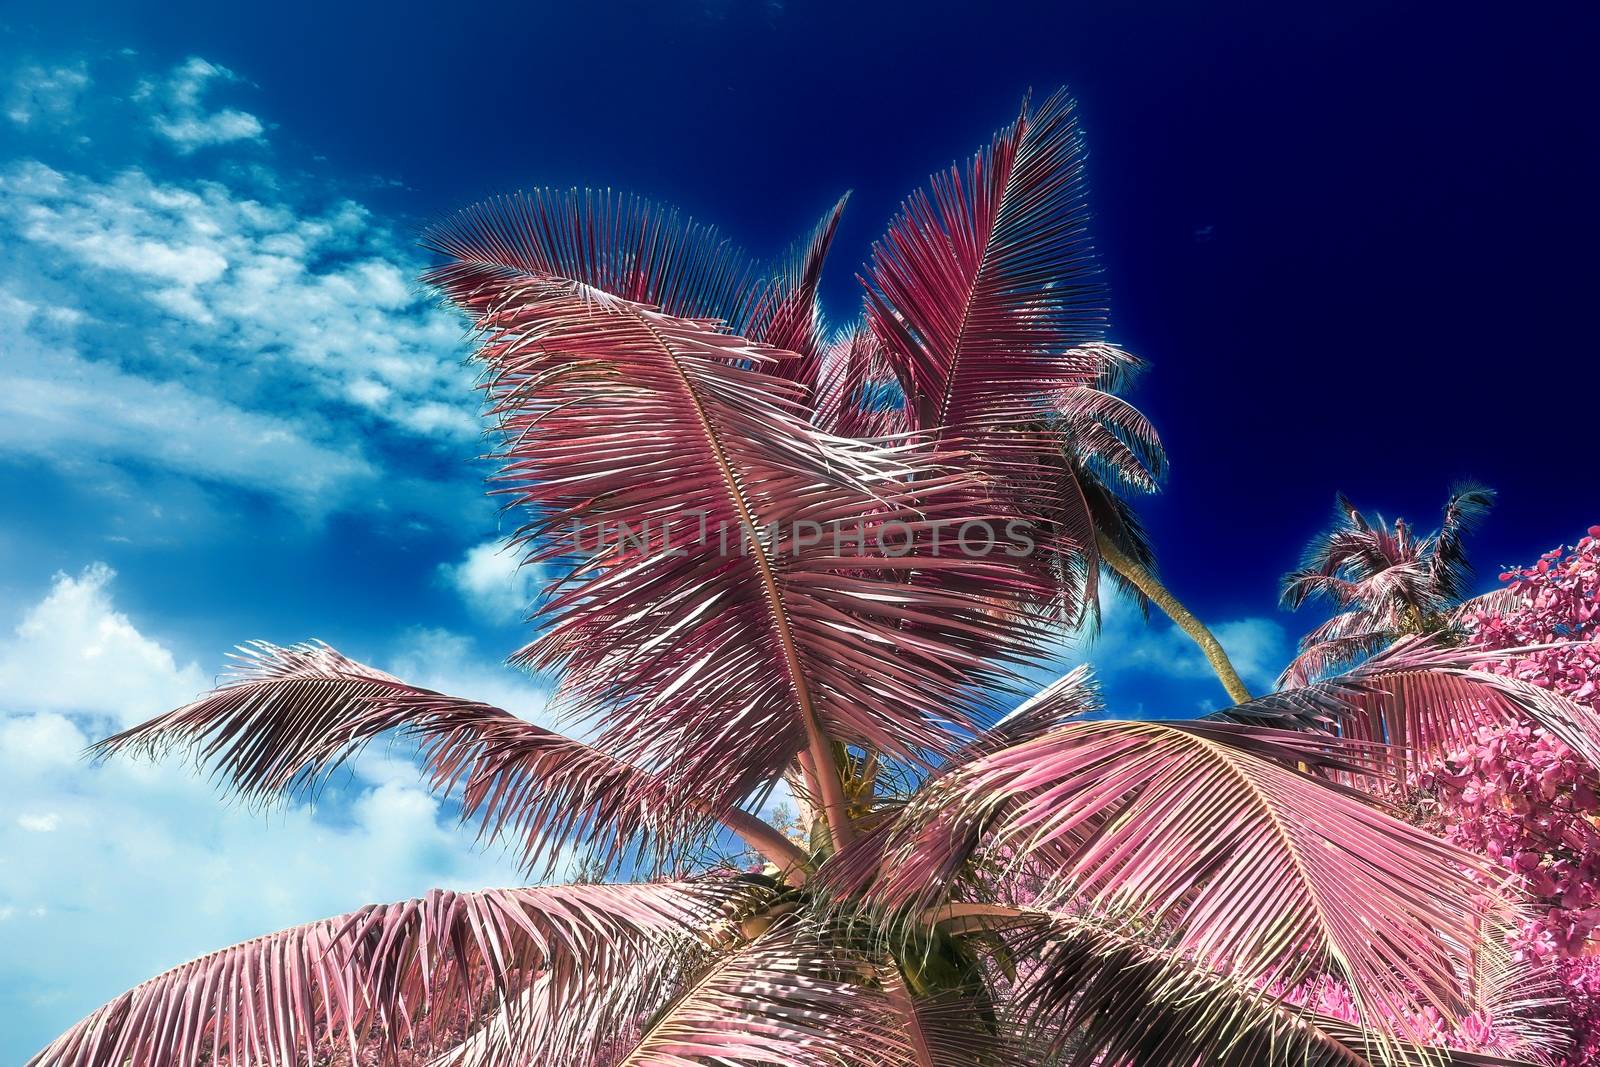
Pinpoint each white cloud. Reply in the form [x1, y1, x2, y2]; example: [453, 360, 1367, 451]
[0, 153, 484, 511]
[1047, 588, 1291, 714]
[0, 563, 208, 726]
[137, 57, 264, 152]
[441, 540, 543, 624]
[0, 160, 480, 439]
[155, 109, 264, 151]
[388, 626, 552, 724]
[0, 569, 531, 1062]
[4, 62, 91, 129]
[0, 712, 87, 772]
[0, 50, 504, 532]
[0, 296, 376, 510]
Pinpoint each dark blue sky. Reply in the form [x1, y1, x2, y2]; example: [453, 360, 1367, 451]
[19, 0, 1595, 615]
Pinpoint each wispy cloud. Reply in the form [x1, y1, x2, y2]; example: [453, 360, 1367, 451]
[0, 82, 483, 515]
[0, 292, 376, 511]
[440, 539, 543, 625]
[1042, 588, 1291, 715]
[0, 160, 479, 440]
[136, 56, 264, 152]
[3, 61, 91, 129]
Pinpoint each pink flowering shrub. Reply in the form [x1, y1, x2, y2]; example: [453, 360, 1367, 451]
[1469, 528, 1600, 705]
[1422, 527, 1600, 1063]
[1280, 972, 1530, 1055]
[1428, 724, 1600, 956]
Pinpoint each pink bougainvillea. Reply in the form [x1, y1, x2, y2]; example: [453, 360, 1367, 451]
[1469, 527, 1600, 705]
[1423, 527, 1600, 1063]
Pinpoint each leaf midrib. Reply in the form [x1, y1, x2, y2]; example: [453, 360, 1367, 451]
[931, 113, 1026, 433]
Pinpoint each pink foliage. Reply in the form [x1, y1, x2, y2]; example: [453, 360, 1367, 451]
[1428, 723, 1600, 956]
[1469, 528, 1600, 705]
[1277, 972, 1530, 1057]
[1423, 528, 1600, 1063]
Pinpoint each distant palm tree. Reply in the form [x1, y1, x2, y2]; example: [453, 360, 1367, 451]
[1047, 362, 1257, 702]
[1279, 485, 1496, 687]
[33, 94, 1599, 1067]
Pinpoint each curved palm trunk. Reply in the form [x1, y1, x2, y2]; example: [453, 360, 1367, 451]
[1095, 532, 1254, 705]
[724, 810, 810, 880]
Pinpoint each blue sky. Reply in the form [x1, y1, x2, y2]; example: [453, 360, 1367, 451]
[0, 1, 1593, 1059]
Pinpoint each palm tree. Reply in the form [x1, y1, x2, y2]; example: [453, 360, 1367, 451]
[1279, 485, 1496, 688]
[33, 92, 1600, 1067]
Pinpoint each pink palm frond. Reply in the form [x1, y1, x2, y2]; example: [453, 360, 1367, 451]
[746, 193, 851, 391]
[1451, 585, 1532, 627]
[29, 879, 763, 1067]
[1052, 350, 1166, 498]
[607, 920, 920, 1067]
[982, 664, 1104, 750]
[862, 93, 1162, 620]
[842, 717, 1519, 1055]
[880, 971, 1027, 1067]
[1277, 624, 1396, 689]
[423, 188, 765, 331]
[1052, 368, 1165, 623]
[1231, 637, 1600, 780]
[812, 322, 911, 438]
[95, 641, 802, 876]
[863, 90, 1105, 433]
[1006, 910, 1557, 1066]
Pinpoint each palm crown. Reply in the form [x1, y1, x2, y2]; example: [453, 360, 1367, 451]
[32, 91, 1600, 1067]
[1279, 485, 1498, 688]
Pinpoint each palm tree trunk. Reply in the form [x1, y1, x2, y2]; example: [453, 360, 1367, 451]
[723, 809, 810, 882]
[1095, 531, 1254, 706]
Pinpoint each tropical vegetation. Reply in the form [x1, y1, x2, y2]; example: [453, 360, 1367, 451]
[29, 89, 1600, 1067]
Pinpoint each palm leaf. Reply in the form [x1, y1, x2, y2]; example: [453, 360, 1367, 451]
[1450, 585, 1531, 626]
[881, 967, 1024, 1067]
[818, 666, 1109, 914]
[1429, 484, 1495, 604]
[1007, 910, 1556, 1067]
[987, 665, 1102, 743]
[862, 91, 1160, 621]
[1053, 366, 1166, 497]
[1230, 637, 1600, 777]
[813, 321, 911, 437]
[610, 919, 920, 1067]
[1277, 626, 1397, 689]
[424, 188, 764, 330]
[95, 641, 803, 876]
[862, 89, 1106, 433]
[747, 193, 851, 390]
[846, 717, 1515, 1055]
[28, 880, 762, 1067]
